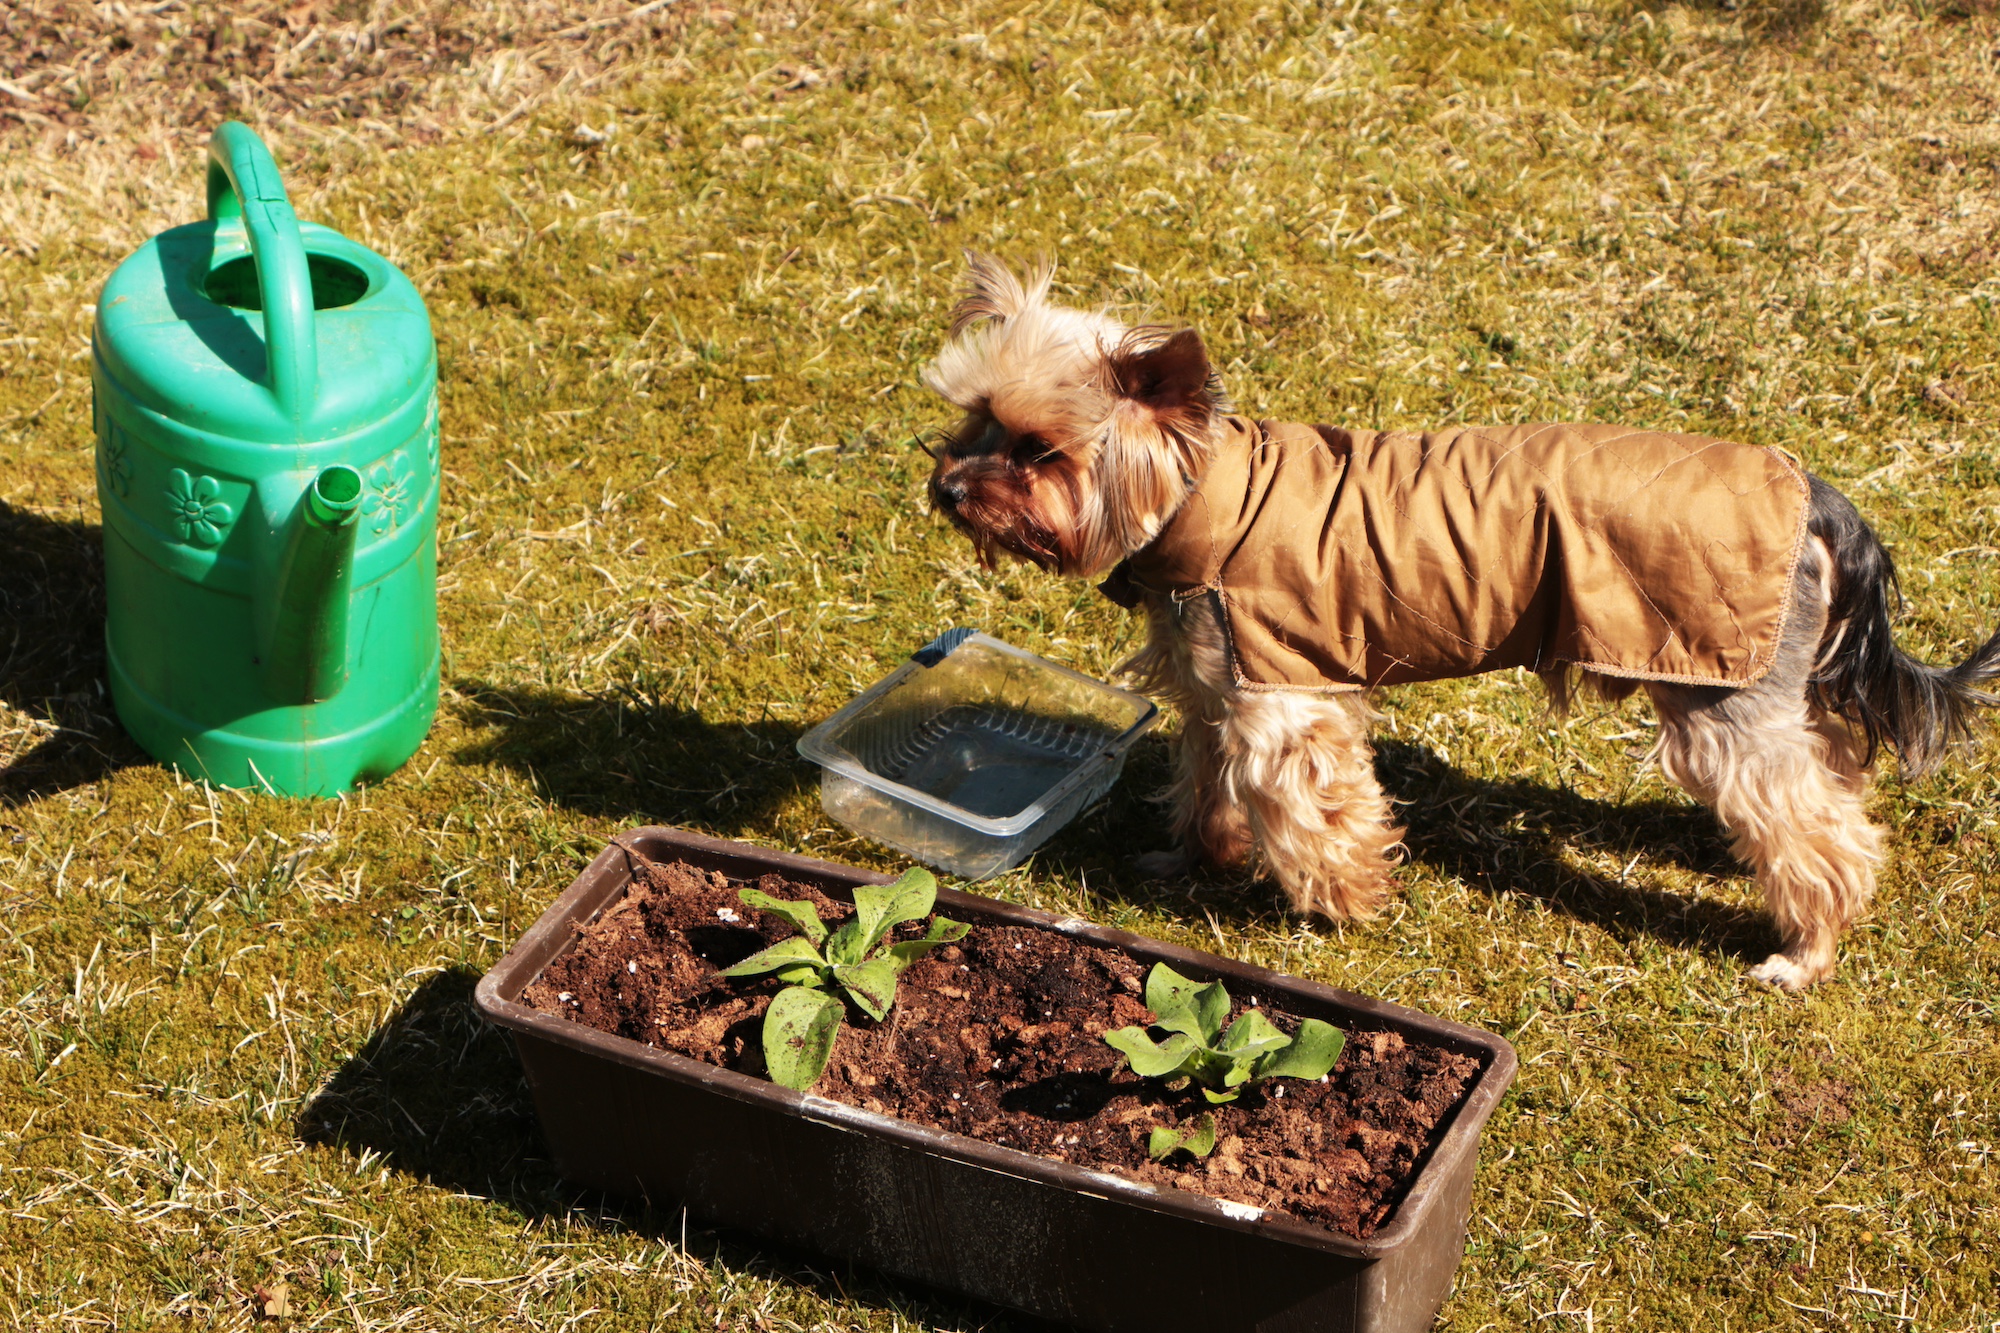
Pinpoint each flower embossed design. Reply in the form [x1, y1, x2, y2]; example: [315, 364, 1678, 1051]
[362, 456, 416, 534]
[165, 468, 233, 546]
[101, 427, 132, 498]
[423, 398, 440, 474]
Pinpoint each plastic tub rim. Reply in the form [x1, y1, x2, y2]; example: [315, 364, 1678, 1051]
[796, 632, 1161, 838]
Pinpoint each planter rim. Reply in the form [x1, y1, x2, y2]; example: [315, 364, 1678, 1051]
[475, 824, 1518, 1262]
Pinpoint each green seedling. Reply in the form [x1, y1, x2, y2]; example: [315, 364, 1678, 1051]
[1106, 962, 1347, 1159]
[719, 866, 968, 1090]
[1148, 1112, 1218, 1163]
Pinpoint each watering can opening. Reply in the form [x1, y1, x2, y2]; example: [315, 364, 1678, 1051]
[309, 463, 364, 519]
[205, 252, 370, 312]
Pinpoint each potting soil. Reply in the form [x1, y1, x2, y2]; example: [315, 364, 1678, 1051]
[520, 855, 1480, 1238]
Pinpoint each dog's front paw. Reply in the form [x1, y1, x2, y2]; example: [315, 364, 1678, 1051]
[1133, 849, 1194, 880]
[1748, 953, 1821, 992]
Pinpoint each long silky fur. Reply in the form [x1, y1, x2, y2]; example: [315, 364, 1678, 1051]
[1806, 476, 2000, 777]
[1122, 593, 1404, 920]
[1638, 544, 1886, 990]
[917, 255, 1997, 991]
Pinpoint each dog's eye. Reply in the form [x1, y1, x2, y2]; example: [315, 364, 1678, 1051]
[952, 418, 1006, 458]
[1017, 434, 1060, 463]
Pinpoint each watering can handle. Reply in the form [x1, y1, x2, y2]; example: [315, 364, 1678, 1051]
[205, 122, 317, 422]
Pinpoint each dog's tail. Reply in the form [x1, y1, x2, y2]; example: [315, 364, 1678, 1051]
[1808, 475, 2000, 777]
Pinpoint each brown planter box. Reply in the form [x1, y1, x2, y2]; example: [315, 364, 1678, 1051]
[474, 826, 1517, 1333]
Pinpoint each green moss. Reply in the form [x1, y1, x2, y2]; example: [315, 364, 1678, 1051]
[1, 0, 1997, 1327]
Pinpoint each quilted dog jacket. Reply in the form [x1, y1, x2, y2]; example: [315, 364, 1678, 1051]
[1098, 416, 1812, 692]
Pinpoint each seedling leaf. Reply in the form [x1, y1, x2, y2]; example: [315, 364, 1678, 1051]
[1218, 1008, 1290, 1060]
[849, 866, 938, 957]
[824, 918, 868, 966]
[1104, 1026, 1199, 1078]
[887, 916, 969, 970]
[762, 985, 844, 1090]
[737, 888, 827, 944]
[737, 865, 960, 1092]
[1109, 964, 1352, 1105]
[1147, 1113, 1218, 1161]
[1142, 962, 1204, 1030]
[832, 957, 900, 1021]
[1253, 1018, 1346, 1082]
[718, 935, 827, 980]
[1192, 981, 1230, 1043]
[1145, 963, 1228, 1043]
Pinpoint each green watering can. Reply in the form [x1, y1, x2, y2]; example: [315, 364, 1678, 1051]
[92, 122, 439, 796]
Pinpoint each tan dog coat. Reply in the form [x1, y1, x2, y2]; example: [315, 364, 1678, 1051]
[1099, 417, 1812, 692]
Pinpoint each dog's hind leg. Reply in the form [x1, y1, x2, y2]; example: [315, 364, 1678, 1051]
[1221, 690, 1404, 921]
[1646, 550, 1884, 989]
[1808, 706, 1873, 796]
[1650, 687, 1882, 989]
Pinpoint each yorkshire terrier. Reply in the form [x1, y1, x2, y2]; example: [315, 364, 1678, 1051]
[920, 256, 2000, 990]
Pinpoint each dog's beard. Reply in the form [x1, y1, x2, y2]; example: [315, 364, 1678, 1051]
[935, 449, 1090, 573]
[934, 418, 1217, 577]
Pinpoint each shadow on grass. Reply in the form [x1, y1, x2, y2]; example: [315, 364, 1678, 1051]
[450, 682, 812, 831]
[1034, 729, 1774, 966]
[1373, 738, 1774, 965]
[452, 683, 1772, 965]
[0, 501, 141, 806]
[299, 966, 1052, 1331]
[1625, 0, 1830, 40]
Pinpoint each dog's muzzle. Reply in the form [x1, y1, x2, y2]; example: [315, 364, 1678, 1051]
[932, 478, 968, 514]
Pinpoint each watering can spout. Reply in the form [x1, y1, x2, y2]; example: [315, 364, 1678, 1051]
[262, 464, 362, 704]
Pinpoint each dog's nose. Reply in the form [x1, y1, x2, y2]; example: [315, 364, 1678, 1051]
[934, 479, 968, 512]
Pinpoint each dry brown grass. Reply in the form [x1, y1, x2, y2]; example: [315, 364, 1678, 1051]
[0, 0, 704, 144]
[1, 0, 1998, 1329]
[0, 0, 730, 260]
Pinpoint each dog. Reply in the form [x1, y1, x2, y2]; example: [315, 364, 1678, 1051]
[919, 256, 2000, 990]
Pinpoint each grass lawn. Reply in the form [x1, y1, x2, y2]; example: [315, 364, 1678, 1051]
[2, 0, 1997, 1327]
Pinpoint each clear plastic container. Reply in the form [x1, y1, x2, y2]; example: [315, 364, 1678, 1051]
[797, 630, 1160, 879]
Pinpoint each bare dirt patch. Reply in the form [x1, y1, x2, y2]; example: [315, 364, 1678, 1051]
[0, 0, 704, 149]
[1770, 1069, 1859, 1143]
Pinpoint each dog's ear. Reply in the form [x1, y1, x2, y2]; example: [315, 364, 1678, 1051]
[1105, 329, 1222, 467]
[1106, 328, 1213, 415]
[1099, 328, 1224, 534]
[948, 253, 1055, 336]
